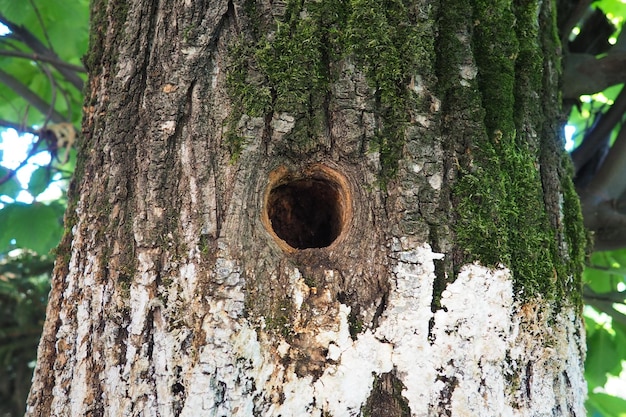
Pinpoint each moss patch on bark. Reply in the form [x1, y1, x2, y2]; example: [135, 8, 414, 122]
[227, 0, 586, 307]
[225, 0, 430, 181]
[438, 0, 585, 305]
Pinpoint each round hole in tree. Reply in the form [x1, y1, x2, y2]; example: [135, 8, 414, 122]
[264, 166, 350, 250]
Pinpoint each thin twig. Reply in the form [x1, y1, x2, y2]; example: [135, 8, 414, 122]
[39, 62, 58, 127]
[585, 299, 626, 328]
[585, 120, 626, 199]
[0, 119, 38, 135]
[0, 13, 84, 91]
[28, 0, 54, 52]
[584, 286, 626, 303]
[561, 0, 594, 48]
[0, 136, 44, 186]
[0, 50, 85, 73]
[571, 86, 626, 171]
[55, 78, 75, 122]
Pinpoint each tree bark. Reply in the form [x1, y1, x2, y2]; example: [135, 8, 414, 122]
[27, 0, 587, 416]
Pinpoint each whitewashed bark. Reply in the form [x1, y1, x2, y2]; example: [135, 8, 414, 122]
[168, 242, 584, 417]
[35, 234, 585, 416]
[26, 0, 587, 416]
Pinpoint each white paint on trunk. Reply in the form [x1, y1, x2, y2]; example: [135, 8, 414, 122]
[174, 240, 585, 416]
[37, 223, 585, 417]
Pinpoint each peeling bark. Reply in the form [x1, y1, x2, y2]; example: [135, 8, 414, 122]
[26, 0, 586, 416]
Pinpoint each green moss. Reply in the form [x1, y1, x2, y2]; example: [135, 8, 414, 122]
[83, 0, 107, 72]
[438, 0, 585, 305]
[361, 373, 411, 417]
[85, 0, 129, 72]
[503, 353, 523, 406]
[255, 12, 329, 115]
[225, 0, 428, 180]
[453, 0, 559, 298]
[559, 157, 587, 306]
[436, 0, 511, 271]
[303, 274, 317, 288]
[453, 136, 560, 299]
[347, 310, 363, 340]
[224, 39, 271, 159]
[473, 0, 518, 136]
[265, 298, 294, 338]
[199, 234, 211, 255]
[347, 0, 426, 179]
[511, 0, 585, 305]
[182, 25, 194, 42]
[53, 128, 88, 274]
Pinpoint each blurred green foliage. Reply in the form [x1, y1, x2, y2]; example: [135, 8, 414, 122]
[0, 0, 88, 125]
[566, 2, 626, 415]
[0, 252, 52, 417]
[0, 0, 87, 414]
[584, 248, 626, 416]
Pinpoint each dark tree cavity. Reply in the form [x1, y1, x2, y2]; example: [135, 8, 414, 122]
[267, 178, 343, 249]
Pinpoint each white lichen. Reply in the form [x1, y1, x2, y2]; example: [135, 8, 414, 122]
[271, 113, 295, 134]
[459, 64, 478, 87]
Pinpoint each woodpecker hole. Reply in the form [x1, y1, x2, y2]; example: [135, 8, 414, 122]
[264, 166, 351, 251]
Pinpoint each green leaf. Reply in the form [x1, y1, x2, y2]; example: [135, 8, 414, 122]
[587, 392, 626, 417]
[27, 167, 50, 197]
[596, 0, 626, 30]
[585, 250, 626, 293]
[586, 325, 620, 388]
[584, 267, 617, 293]
[612, 322, 626, 363]
[0, 0, 89, 128]
[0, 202, 64, 254]
[0, 167, 22, 199]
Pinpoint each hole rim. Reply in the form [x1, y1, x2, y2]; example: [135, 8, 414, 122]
[262, 164, 352, 252]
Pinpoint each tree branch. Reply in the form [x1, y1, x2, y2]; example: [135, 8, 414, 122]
[0, 69, 66, 123]
[560, 0, 594, 47]
[584, 286, 626, 304]
[563, 52, 626, 99]
[586, 263, 626, 276]
[0, 136, 44, 186]
[27, 0, 54, 53]
[0, 13, 84, 91]
[0, 119, 38, 135]
[0, 50, 85, 73]
[584, 297, 626, 328]
[576, 111, 626, 250]
[571, 87, 626, 171]
[584, 121, 626, 200]
[579, 197, 626, 250]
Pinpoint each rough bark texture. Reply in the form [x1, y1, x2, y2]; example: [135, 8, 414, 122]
[27, 0, 586, 416]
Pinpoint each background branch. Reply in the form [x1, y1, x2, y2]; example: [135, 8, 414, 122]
[583, 122, 626, 200]
[563, 52, 626, 99]
[0, 50, 85, 73]
[571, 87, 626, 171]
[0, 14, 84, 91]
[0, 70, 66, 123]
[0, 119, 38, 135]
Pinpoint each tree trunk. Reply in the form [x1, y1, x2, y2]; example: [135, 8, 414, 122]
[27, 0, 587, 416]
